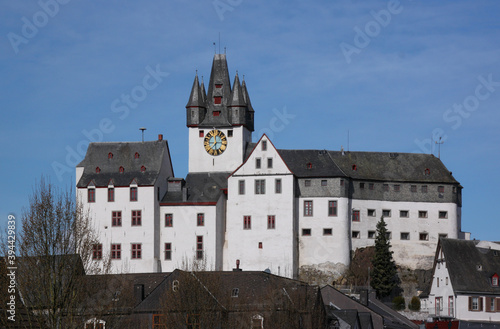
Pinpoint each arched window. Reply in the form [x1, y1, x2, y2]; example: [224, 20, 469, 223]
[424, 168, 431, 175]
[172, 280, 179, 292]
[251, 314, 264, 328]
[119, 166, 124, 173]
[135, 152, 140, 159]
[352, 164, 357, 171]
[306, 162, 312, 169]
[95, 167, 101, 173]
[108, 152, 113, 159]
[141, 166, 146, 172]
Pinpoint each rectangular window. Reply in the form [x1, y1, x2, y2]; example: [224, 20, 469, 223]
[130, 187, 138, 201]
[394, 184, 400, 192]
[164, 243, 172, 260]
[360, 182, 365, 189]
[486, 297, 496, 312]
[112, 211, 122, 227]
[111, 244, 121, 259]
[368, 231, 376, 239]
[275, 179, 282, 194]
[258, 242, 263, 249]
[469, 297, 483, 311]
[419, 233, 429, 241]
[382, 209, 391, 217]
[385, 232, 392, 239]
[243, 216, 251, 229]
[352, 210, 360, 222]
[238, 180, 245, 195]
[422, 185, 428, 193]
[255, 158, 261, 169]
[383, 184, 389, 191]
[267, 158, 273, 168]
[438, 186, 445, 193]
[449, 296, 454, 316]
[255, 179, 266, 194]
[131, 210, 141, 226]
[352, 231, 360, 239]
[165, 213, 173, 227]
[418, 211, 428, 218]
[439, 211, 448, 219]
[400, 210, 409, 218]
[108, 188, 114, 202]
[199, 130, 204, 137]
[227, 130, 233, 137]
[400, 232, 410, 240]
[321, 180, 327, 186]
[328, 200, 338, 216]
[131, 243, 142, 259]
[302, 228, 311, 236]
[214, 96, 222, 104]
[213, 110, 221, 116]
[304, 201, 313, 216]
[411, 185, 417, 193]
[196, 236, 203, 260]
[88, 188, 95, 203]
[267, 215, 275, 229]
[323, 228, 333, 235]
[197, 213, 204, 226]
[367, 209, 376, 217]
[304, 180, 311, 187]
[262, 140, 267, 151]
[340, 179, 344, 186]
[369, 183, 374, 190]
[92, 244, 102, 260]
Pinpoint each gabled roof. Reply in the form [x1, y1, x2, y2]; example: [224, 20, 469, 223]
[160, 172, 229, 205]
[439, 238, 500, 294]
[77, 140, 169, 188]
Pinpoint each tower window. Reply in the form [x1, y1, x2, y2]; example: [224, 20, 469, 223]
[214, 96, 222, 104]
[243, 216, 251, 229]
[302, 228, 311, 236]
[267, 215, 275, 229]
[165, 214, 173, 227]
[323, 228, 333, 236]
[164, 243, 172, 260]
[258, 242, 263, 249]
[352, 210, 360, 222]
[227, 130, 233, 137]
[213, 111, 221, 116]
[196, 236, 203, 260]
[215, 83, 222, 88]
[88, 188, 95, 203]
[197, 213, 204, 226]
[199, 130, 204, 137]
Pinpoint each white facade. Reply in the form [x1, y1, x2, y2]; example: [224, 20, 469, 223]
[224, 135, 297, 277]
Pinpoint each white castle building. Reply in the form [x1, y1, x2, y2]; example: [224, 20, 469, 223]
[76, 54, 468, 277]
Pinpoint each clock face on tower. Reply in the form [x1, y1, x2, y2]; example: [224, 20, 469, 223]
[203, 129, 227, 156]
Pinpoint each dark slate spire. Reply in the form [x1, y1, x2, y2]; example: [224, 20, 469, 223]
[241, 77, 254, 131]
[228, 72, 246, 107]
[199, 54, 232, 127]
[200, 76, 207, 105]
[186, 73, 206, 127]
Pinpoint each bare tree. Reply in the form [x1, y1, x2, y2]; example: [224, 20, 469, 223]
[14, 177, 110, 329]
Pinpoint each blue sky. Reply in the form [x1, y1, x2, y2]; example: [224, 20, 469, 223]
[1, 0, 499, 241]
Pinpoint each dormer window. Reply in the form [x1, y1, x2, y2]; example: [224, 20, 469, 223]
[352, 164, 357, 171]
[119, 166, 124, 173]
[424, 168, 431, 175]
[135, 152, 140, 159]
[231, 288, 239, 297]
[492, 274, 499, 286]
[108, 152, 113, 159]
[95, 167, 101, 173]
[306, 162, 312, 169]
[141, 166, 146, 172]
[476, 264, 483, 271]
[214, 96, 222, 104]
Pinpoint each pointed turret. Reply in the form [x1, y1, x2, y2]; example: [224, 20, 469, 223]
[200, 76, 207, 105]
[186, 73, 206, 127]
[242, 78, 255, 131]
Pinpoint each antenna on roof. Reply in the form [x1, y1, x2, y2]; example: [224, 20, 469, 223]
[347, 130, 350, 152]
[219, 32, 221, 54]
[139, 127, 146, 143]
[213, 42, 216, 54]
[434, 136, 444, 159]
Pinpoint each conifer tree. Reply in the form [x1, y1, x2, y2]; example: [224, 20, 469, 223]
[370, 216, 398, 298]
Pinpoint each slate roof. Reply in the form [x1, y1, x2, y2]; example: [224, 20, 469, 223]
[161, 172, 229, 204]
[77, 140, 170, 188]
[440, 239, 500, 294]
[244, 142, 458, 183]
[135, 269, 320, 313]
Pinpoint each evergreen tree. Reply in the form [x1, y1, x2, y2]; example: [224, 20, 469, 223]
[370, 216, 398, 298]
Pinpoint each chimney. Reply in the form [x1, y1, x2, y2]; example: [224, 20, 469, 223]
[233, 259, 242, 271]
[158, 134, 163, 141]
[134, 284, 144, 304]
[360, 289, 368, 306]
[182, 186, 188, 202]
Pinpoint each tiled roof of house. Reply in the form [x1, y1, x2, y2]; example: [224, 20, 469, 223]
[441, 238, 500, 294]
[160, 172, 229, 204]
[77, 140, 170, 188]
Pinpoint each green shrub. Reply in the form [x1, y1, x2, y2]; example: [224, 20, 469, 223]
[408, 296, 421, 311]
[393, 296, 406, 310]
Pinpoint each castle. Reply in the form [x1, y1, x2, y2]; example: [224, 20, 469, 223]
[76, 54, 467, 278]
